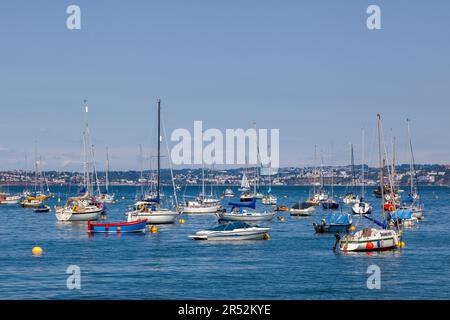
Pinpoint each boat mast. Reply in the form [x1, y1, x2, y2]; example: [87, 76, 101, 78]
[313, 145, 317, 195]
[407, 118, 416, 195]
[34, 141, 38, 193]
[105, 147, 110, 194]
[350, 143, 355, 193]
[391, 133, 396, 192]
[157, 98, 161, 201]
[377, 114, 385, 219]
[139, 144, 144, 197]
[361, 129, 365, 199]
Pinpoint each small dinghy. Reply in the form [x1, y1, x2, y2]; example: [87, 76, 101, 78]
[290, 201, 315, 216]
[275, 205, 289, 212]
[190, 221, 270, 241]
[313, 213, 352, 233]
[33, 204, 51, 213]
[88, 219, 147, 234]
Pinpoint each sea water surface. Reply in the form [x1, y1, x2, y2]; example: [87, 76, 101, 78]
[0, 185, 449, 300]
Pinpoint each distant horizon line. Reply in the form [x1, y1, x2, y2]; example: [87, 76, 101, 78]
[0, 162, 448, 173]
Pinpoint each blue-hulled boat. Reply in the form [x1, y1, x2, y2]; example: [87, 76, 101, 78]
[87, 219, 147, 234]
[33, 204, 51, 213]
[321, 199, 339, 210]
[313, 213, 352, 233]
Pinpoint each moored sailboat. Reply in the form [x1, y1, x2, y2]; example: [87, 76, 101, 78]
[126, 99, 179, 224]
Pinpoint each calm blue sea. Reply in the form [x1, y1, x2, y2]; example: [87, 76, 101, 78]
[0, 185, 449, 300]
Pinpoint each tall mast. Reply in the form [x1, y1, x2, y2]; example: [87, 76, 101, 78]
[139, 144, 144, 196]
[157, 99, 161, 201]
[377, 114, 385, 217]
[34, 141, 38, 192]
[313, 145, 317, 195]
[407, 118, 415, 195]
[350, 143, 355, 192]
[105, 147, 109, 193]
[361, 129, 365, 198]
[391, 133, 396, 191]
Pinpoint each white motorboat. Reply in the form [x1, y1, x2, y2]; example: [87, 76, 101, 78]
[20, 198, 43, 208]
[239, 191, 254, 202]
[190, 221, 270, 241]
[216, 200, 274, 222]
[222, 188, 235, 198]
[261, 194, 277, 205]
[99, 193, 115, 204]
[290, 201, 315, 216]
[343, 194, 359, 205]
[351, 201, 372, 215]
[0, 194, 21, 205]
[253, 192, 264, 199]
[337, 228, 399, 252]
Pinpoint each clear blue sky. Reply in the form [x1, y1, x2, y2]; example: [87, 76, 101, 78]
[0, 1, 449, 171]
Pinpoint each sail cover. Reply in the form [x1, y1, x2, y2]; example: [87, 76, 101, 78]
[228, 199, 256, 209]
[326, 213, 352, 225]
[391, 209, 413, 220]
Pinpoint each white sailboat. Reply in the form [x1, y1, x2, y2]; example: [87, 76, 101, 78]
[343, 144, 359, 205]
[126, 99, 179, 224]
[401, 119, 424, 220]
[338, 114, 401, 252]
[55, 100, 104, 222]
[183, 165, 221, 214]
[238, 172, 250, 192]
[99, 147, 115, 204]
[352, 130, 372, 215]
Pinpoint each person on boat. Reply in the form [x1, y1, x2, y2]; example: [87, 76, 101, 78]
[321, 219, 326, 226]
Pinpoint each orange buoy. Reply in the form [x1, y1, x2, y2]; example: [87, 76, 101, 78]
[366, 242, 374, 250]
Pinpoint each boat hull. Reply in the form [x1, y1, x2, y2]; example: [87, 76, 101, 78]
[290, 206, 315, 216]
[182, 205, 220, 214]
[191, 228, 270, 241]
[127, 210, 179, 224]
[55, 207, 102, 221]
[88, 219, 147, 233]
[339, 229, 398, 252]
[313, 223, 350, 233]
[216, 211, 275, 222]
[322, 202, 339, 210]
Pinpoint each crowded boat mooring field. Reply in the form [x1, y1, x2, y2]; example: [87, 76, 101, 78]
[1, 1, 450, 305]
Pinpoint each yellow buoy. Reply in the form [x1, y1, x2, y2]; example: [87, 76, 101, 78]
[32, 246, 43, 256]
[264, 233, 270, 240]
[397, 241, 406, 248]
[101, 215, 107, 220]
[179, 219, 185, 224]
[150, 226, 158, 233]
[398, 230, 403, 235]
[349, 225, 356, 231]
[279, 217, 285, 222]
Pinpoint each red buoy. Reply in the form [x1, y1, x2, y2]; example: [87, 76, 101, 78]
[366, 242, 374, 250]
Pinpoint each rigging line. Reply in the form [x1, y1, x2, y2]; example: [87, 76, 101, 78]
[161, 107, 179, 209]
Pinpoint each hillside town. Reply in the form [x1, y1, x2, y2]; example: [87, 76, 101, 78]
[1, 164, 449, 187]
